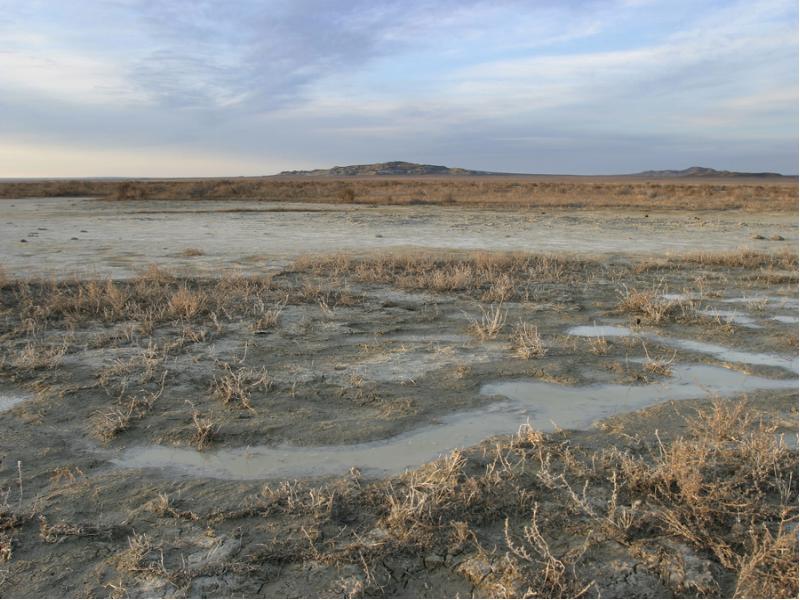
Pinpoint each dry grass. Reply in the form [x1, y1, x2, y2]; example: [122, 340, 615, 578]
[642, 342, 676, 376]
[206, 398, 795, 597]
[637, 248, 799, 272]
[188, 402, 219, 450]
[252, 297, 286, 332]
[1, 177, 796, 211]
[511, 321, 547, 359]
[617, 284, 694, 324]
[167, 287, 205, 319]
[294, 251, 594, 301]
[211, 363, 270, 410]
[10, 392, 789, 597]
[92, 373, 166, 442]
[469, 304, 507, 340]
[180, 247, 205, 257]
[6, 337, 69, 371]
[587, 336, 610, 355]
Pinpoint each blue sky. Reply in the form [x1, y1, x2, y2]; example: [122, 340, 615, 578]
[0, 0, 797, 176]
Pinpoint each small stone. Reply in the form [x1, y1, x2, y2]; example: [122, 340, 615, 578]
[751, 234, 766, 240]
[770, 234, 785, 241]
[19, 239, 27, 243]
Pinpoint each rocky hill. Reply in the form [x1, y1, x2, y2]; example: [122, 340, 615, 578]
[278, 161, 499, 177]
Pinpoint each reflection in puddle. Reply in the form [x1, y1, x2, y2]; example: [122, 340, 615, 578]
[112, 364, 795, 480]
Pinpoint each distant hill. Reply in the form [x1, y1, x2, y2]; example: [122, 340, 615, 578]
[277, 161, 500, 177]
[632, 166, 785, 178]
[276, 161, 788, 179]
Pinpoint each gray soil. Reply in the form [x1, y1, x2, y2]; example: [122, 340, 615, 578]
[0, 197, 796, 278]
[0, 198, 797, 598]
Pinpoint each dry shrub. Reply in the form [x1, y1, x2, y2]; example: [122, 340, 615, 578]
[734, 523, 798, 598]
[482, 273, 515, 302]
[212, 363, 270, 410]
[8, 337, 69, 371]
[252, 297, 286, 332]
[609, 400, 797, 593]
[642, 343, 675, 376]
[167, 287, 205, 319]
[588, 336, 610, 355]
[92, 373, 165, 442]
[469, 304, 507, 340]
[181, 247, 204, 257]
[617, 285, 693, 324]
[511, 321, 547, 359]
[188, 402, 219, 450]
[115, 533, 165, 575]
[381, 451, 470, 544]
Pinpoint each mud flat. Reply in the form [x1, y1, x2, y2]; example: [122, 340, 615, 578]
[0, 197, 797, 278]
[0, 203, 797, 597]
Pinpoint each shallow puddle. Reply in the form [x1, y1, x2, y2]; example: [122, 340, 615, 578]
[567, 325, 633, 337]
[648, 335, 799, 374]
[721, 296, 799, 309]
[568, 325, 798, 374]
[772, 315, 799, 324]
[112, 364, 796, 480]
[0, 390, 30, 413]
[697, 309, 760, 328]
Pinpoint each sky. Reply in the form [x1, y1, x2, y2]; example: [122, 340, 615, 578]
[0, 0, 797, 177]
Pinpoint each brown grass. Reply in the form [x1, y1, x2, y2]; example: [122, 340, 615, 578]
[617, 284, 694, 324]
[1, 177, 796, 211]
[511, 321, 547, 359]
[211, 363, 270, 410]
[293, 251, 596, 300]
[188, 402, 219, 450]
[203, 398, 795, 598]
[469, 304, 507, 340]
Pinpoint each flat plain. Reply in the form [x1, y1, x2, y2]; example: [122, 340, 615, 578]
[0, 177, 797, 597]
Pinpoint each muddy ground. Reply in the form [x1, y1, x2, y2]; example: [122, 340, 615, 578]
[0, 199, 797, 598]
[0, 197, 796, 278]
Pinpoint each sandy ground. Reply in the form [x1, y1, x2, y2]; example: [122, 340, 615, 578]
[0, 198, 796, 278]
[0, 197, 797, 597]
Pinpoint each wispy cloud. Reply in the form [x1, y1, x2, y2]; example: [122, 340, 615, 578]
[0, 0, 796, 175]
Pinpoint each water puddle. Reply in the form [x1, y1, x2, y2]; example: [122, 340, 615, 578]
[112, 364, 796, 480]
[566, 325, 633, 337]
[649, 336, 799, 374]
[0, 390, 30, 413]
[697, 309, 760, 328]
[721, 296, 799, 310]
[568, 325, 798, 374]
[772, 315, 799, 324]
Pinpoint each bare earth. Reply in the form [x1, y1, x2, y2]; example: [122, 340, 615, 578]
[0, 196, 797, 598]
[0, 197, 796, 278]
